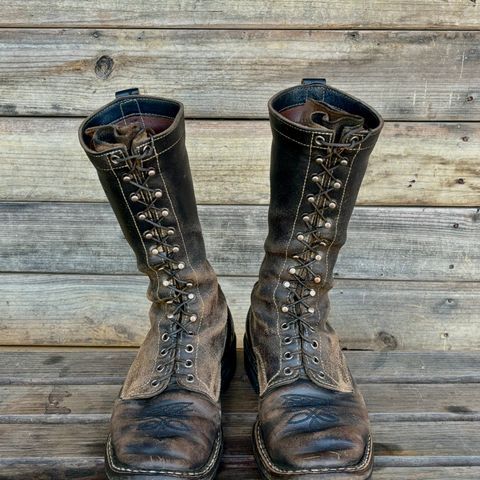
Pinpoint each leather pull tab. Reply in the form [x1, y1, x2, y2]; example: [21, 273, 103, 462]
[302, 78, 326, 85]
[115, 88, 140, 98]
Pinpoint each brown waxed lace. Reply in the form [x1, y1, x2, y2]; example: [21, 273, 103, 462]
[111, 132, 198, 384]
[280, 136, 360, 376]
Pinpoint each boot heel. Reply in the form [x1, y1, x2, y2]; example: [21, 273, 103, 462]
[221, 308, 237, 393]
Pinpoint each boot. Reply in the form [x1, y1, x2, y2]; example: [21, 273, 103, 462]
[79, 88, 236, 480]
[245, 80, 383, 479]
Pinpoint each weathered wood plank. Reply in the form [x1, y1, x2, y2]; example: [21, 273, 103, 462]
[0, 461, 479, 480]
[0, 29, 477, 120]
[1, 118, 478, 206]
[1, 274, 479, 351]
[0, 350, 478, 384]
[1, 1, 478, 29]
[2, 382, 479, 419]
[0, 421, 479, 460]
[1, 203, 478, 281]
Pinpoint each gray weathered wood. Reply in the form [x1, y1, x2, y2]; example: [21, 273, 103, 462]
[1, 1, 478, 29]
[0, 420, 479, 461]
[1, 274, 479, 350]
[2, 382, 480, 419]
[1, 203, 478, 281]
[0, 461, 479, 480]
[0, 29, 478, 120]
[0, 349, 478, 385]
[1, 118, 478, 206]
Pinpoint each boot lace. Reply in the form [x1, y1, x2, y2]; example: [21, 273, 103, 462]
[110, 132, 197, 385]
[280, 134, 361, 377]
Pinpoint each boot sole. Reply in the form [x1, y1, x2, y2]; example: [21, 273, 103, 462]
[244, 312, 373, 479]
[105, 309, 237, 479]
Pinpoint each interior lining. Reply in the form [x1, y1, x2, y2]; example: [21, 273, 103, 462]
[112, 114, 174, 135]
[271, 86, 381, 130]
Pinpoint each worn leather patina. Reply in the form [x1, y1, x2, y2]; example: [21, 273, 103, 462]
[79, 90, 236, 480]
[245, 80, 383, 479]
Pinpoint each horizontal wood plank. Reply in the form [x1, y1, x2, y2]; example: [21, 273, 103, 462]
[1, 118, 478, 206]
[0, 461, 479, 480]
[0, 421, 479, 462]
[1, 274, 479, 350]
[0, 350, 478, 384]
[2, 382, 480, 419]
[0, 29, 478, 120]
[1, 1, 478, 29]
[1, 203, 478, 281]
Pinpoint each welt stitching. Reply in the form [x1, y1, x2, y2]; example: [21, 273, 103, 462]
[107, 433, 221, 476]
[255, 423, 372, 474]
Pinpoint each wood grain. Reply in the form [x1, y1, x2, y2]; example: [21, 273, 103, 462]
[0, 349, 479, 385]
[1, 1, 478, 29]
[2, 382, 480, 418]
[1, 274, 479, 351]
[1, 202, 478, 281]
[0, 29, 478, 119]
[0, 461, 479, 480]
[1, 118, 478, 206]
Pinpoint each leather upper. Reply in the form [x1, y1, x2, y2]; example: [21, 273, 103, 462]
[247, 82, 382, 477]
[79, 95, 229, 403]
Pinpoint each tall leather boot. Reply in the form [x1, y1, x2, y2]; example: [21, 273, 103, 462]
[245, 80, 383, 479]
[79, 89, 236, 480]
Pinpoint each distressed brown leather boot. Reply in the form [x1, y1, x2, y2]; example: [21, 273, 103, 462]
[245, 80, 383, 479]
[79, 88, 236, 480]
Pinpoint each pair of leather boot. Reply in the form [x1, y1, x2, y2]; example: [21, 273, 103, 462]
[79, 80, 383, 480]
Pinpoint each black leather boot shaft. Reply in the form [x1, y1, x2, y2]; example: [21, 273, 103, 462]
[79, 91, 235, 480]
[246, 80, 383, 479]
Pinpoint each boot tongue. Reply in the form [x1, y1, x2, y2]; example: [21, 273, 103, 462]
[299, 99, 365, 141]
[85, 122, 152, 154]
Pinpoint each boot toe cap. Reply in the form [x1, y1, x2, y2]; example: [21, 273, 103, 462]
[258, 379, 371, 472]
[108, 388, 221, 474]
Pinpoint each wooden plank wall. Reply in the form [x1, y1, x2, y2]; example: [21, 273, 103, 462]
[0, 1, 479, 353]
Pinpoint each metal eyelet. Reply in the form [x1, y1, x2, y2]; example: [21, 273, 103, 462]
[144, 231, 153, 239]
[151, 247, 159, 256]
[281, 322, 289, 330]
[110, 153, 122, 165]
[315, 156, 325, 164]
[311, 340, 319, 349]
[185, 359, 193, 368]
[311, 175, 320, 183]
[161, 208, 169, 217]
[284, 337, 292, 345]
[130, 193, 140, 202]
[284, 367, 293, 376]
[329, 201, 337, 209]
[172, 246, 180, 253]
[161, 333, 170, 342]
[308, 307, 315, 314]
[137, 212, 147, 221]
[314, 135, 326, 146]
[284, 352, 293, 360]
[160, 348, 168, 356]
[283, 281, 290, 288]
[122, 174, 132, 183]
[185, 344, 194, 353]
[154, 189, 163, 198]
[314, 276, 322, 284]
[167, 228, 175, 236]
[324, 221, 332, 229]
[186, 374, 195, 382]
[318, 371, 326, 378]
[281, 305, 289, 313]
[148, 168, 156, 176]
[350, 135, 360, 144]
[333, 181, 342, 189]
[151, 379, 160, 387]
[189, 314, 197, 322]
[340, 159, 348, 166]
[313, 356, 320, 364]
[297, 233, 305, 241]
[156, 364, 165, 372]
[315, 254, 322, 261]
